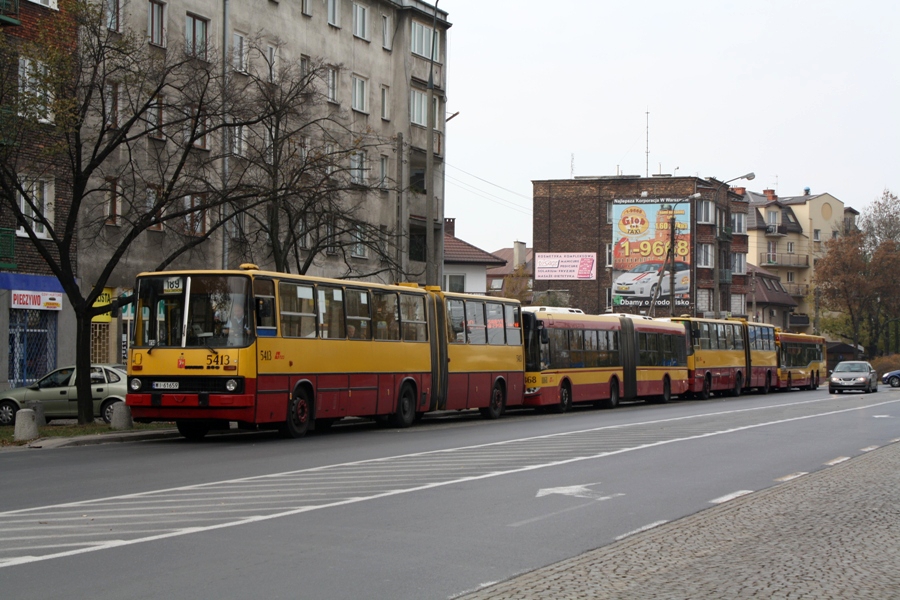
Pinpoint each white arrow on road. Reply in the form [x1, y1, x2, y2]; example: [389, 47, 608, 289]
[536, 482, 624, 501]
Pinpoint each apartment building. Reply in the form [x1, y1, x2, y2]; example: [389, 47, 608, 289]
[70, 0, 450, 363]
[744, 188, 856, 333]
[532, 175, 750, 317]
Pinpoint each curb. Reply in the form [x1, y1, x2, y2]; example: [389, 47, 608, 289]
[23, 429, 182, 450]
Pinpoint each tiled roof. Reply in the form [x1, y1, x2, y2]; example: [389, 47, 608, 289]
[747, 263, 798, 308]
[443, 234, 506, 266]
[486, 247, 533, 276]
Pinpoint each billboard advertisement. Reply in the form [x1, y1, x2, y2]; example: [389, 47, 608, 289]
[535, 252, 597, 281]
[611, 198, 692, 311]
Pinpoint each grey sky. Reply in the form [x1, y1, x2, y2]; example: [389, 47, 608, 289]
[442, 0, 899, 253]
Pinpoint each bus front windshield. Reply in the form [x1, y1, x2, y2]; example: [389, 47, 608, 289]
[133, 274, 253, 349]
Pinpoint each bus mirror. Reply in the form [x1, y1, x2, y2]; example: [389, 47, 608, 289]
[110, 294, 134, 319]
[540, 329, 550, 344]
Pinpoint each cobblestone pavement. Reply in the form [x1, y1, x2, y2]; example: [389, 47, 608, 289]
[458, 441, 900, 600]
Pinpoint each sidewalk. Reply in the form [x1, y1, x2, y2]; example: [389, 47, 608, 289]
[459, 441, 900, 599]
[5, 428, 182, 451]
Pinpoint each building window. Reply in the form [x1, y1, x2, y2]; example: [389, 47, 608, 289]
[185, 14, 208, 60]
[183, 194, 206, 235]
[264, 127, 274, 164]
[731, 252, 746, 275]
[445, 274, 465, 293]
[324, 143, 335, 175]
[325, 216, 336, 254]
[351, 223, 367, 257]
[232, 32, 247, 72]
[380, 85, 390, 120]
[697, 200, 713, 224]
[411, 21, 439, 60]
[149, 1, 166, 46]
[230, 117, 245, 157]
[605, 288, 613, 310]
[25, 0, 58, 8]
[105, 0, 120, 31]
[326, 67, 338, 103]
[697, 243, 713, 268]
[832, 230, 839, 239]
[185, 105, 209, 149]
[786, 241, 794, 254]
[787, 271, 795, 283]
[18, 58, 53, 123]
[146, 186, 164, 230]
[17, 178, 54, 239]
[300, 55, 310, 79]
[766, 241, 777, 263]
[105, 178, 121, 226]
[327, 0, 340, 26]
[410, 89, 429, 126]
[813, 229, 821, 241]
[266, 45, 278, 83]
[731, 212, 746, 234]
[379, 155, 389, 189]
[147, 94, 165, 139]
[382, 14, 392, 49]
[767, 210, 778, 225]
[352, 3, 368, 39]
[350, 151, 366, 185]
[607, 201, 613, 224]
[103, 81, 119, 129]
[351, 75, 367, 112]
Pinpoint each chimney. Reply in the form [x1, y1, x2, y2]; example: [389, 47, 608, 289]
[763, 189, 778, 202]
[803, 187, 811, 196]
[513, 241, 526, 269]
[732, 187, 746, 197]
[444, 217, 455, 237]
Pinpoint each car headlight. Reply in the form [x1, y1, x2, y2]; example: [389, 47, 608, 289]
[225, 379, 238, 392]
[856, 377, 867, 382]
[129, 378, 142, 391]
[830, 377, 839, 383]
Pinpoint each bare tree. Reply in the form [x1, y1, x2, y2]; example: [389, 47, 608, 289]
[0, 2, 267, 423]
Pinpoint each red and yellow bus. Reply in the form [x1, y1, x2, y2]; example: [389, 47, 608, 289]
[521, 309, 689, 410]
[775, 331, 826, 390]
[743, 321, 778, 394]
[125, 265, 524, 439]
[668, 317, 750, 398]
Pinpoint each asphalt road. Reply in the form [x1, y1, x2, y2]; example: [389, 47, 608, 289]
[2, 387, 898, 599]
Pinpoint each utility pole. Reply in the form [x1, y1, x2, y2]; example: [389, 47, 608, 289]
[424, 1, 440, 287]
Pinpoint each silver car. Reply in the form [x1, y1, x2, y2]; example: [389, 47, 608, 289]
[0, 364, 127, 425]
[828, 361, 878, 394]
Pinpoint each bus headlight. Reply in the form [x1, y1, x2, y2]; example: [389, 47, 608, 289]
[130, 378, 142, 392]
[225, 379, 238, 392]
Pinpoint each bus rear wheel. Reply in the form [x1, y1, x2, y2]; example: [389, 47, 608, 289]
[660, 377, 672, 403]
[280, 389, 311, 438]
[699, 375, 712, 400]
[732, 373, 743, 397]
[597, 379, 620, 409]
[760, 373, 771, 395]
[553, 383, 573, 414]
[177, 420, 210, 441]
[480, 382, 505, 420]
[389, 384, 416, 428]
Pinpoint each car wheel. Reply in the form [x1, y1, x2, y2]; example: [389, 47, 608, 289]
[100, 399, 123, 424]
[0, 400, 19, 426]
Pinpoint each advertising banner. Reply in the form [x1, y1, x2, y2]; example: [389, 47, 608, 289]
[535, 252, 597, 281]
[611, 198, 692, 311]
[11, 290, 63, 311]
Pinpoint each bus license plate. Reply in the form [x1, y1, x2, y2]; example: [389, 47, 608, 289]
[152, 381, 179, 390]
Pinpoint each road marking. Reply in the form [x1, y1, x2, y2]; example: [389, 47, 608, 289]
[709, 490, 753, 504]
[873, 415, 893, 418]
[860, 446, 879, 452]
[3, 396, 900, 568]
[825, 457, 850, 466]
[615, 520, 668, 540]
[536, 482, 623, 501]
[508, 500, 600, 528]
[774, 472, 807, 482]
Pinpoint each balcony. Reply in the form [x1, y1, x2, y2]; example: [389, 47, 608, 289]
[718, 269, 732, 284]
[765, 224, 788, 236]
[716, 226, 733, 242]
[781, 282, 809, 297]
[759, 252, 810, 268]
[409, 126, 443, 156]
[0, 0, 20, 26]
[0, 228, 15, 268]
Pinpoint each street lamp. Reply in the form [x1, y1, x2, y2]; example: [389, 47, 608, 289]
[711, 172, 755, 318]
[667, 193, 701, 316]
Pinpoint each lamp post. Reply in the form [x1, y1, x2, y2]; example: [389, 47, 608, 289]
[668, 193, 701, 316]
[711, 172, 755, 318]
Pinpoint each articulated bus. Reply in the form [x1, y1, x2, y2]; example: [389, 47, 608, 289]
[125, 265, 524, 439]
[522, 309, 689, 410]
[775, 331, 826, 390]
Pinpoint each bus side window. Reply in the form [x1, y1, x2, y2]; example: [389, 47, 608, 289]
[504, 305, 522, 346]
[465, 301, 487, 345]
[447, 298, 466, 343]
[279, 282, 317, 338]
[318, 286, 345, 339]
[373, 291, 400, 341]
[699, 323, 710, 349]
[583, 330, 598, 368]
[254, 279, 277, 336]
[345, 288, 372, 340]
[486, 303, 505, 345]
[400, 294, 427, 341]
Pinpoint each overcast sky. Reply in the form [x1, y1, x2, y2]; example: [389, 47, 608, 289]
[441, 0, 899, 253]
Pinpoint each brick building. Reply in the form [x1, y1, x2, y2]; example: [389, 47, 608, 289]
[532, 175, 751, 317]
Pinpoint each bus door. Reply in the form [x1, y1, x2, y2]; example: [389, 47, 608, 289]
[618, 317, 638, 399]
[428, 292, 449, 411]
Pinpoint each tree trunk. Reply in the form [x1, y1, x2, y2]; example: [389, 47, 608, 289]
[75, 311, 95, 425]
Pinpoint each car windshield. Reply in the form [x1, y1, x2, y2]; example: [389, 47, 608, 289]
[629, 263, 663, 274]
[835, 363, 868, 372]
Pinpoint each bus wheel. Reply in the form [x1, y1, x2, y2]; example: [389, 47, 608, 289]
[553, 383, 573, 414]
[760, 373, 771, 395]
[597, 379, 620, 409]
[660, 377, 672, 403]
[480, 383, 505, 420]
[785, 374, 792, 391]
[389, 385, 416, 428]
[700, 375, 712, 400]
[176, 420, 210, 441]
[732, 373, 743, 397]
[281, 389, 311, 438]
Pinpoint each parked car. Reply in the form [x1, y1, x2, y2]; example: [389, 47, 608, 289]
[0, 364, 127, 426]
[828, 361, 878, 394]
[882, 369, 900, 387]
[614, 261, 691, 298]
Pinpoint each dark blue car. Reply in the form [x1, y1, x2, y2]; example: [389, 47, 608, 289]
[882, 369, 900, 387]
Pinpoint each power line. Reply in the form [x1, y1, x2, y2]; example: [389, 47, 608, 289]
[445, 162, 533, 201]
